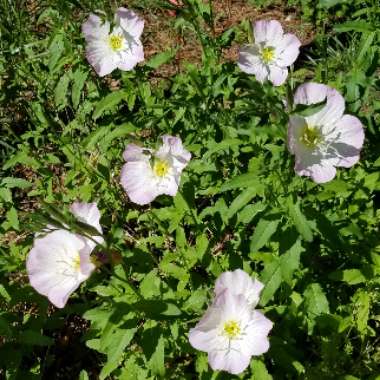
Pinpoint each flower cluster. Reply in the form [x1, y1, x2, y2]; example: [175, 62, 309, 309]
[189, 270, 272, 374]
[24, 6, 366, 377]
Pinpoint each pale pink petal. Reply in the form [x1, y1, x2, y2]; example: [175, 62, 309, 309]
[275, 33, 301, 66]
[208, 350, 251, 375]
[122, 144, 149, 162]
[85, 42, 117, 77]
[117, 42, 144, 71]
[331, 115, 364, 150]
[296, 161, 337, 183]
[26, 230, 93, 308]
[254, 20, 283, 45]
[268, 65, 288, 86]
[70, 202, 102, 234]
[294, 83, 345, 128]
[188, 328, 219, 352]
[120, 161, 158, 205]
[287, 115, 307, 155]
[238, 45, 262, 75]
[82, 14, 110, 40]
[158, 135, 191, 170]
[215, 269, 264, 308]
[115, 7, 144, 39]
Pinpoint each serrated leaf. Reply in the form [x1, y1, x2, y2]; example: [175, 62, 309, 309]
[250, 218, 279, 252]
[72, 68, 88, 109]
[93, 90, 128, 120]
[146, 49, 177, 69]
[287, 198, 313, 242]
[227, 188, 256, 220]
[2, 177, 32, 189]
[148, 334, 165, 377]
[353, 290, 370, 334]
[260, 257, 282, 306]
[303, 283, 329, 317]
[55, 70, 71, 109]
[220, 173, 264, 192]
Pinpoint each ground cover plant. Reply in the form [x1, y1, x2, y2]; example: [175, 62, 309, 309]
[0, 0, 380, 379]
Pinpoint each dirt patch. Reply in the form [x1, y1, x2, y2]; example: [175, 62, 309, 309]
[140, 0, 315, 77]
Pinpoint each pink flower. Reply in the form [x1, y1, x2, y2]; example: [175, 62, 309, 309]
[215, 269, 264, 309]
[120, 135, 191, 205]
[82, 7, 144, 76]
[26, 202, 103, 308]
[288, 83, 365, 183]
[189, 289, 273, 375]
[238, 20, 301, 86]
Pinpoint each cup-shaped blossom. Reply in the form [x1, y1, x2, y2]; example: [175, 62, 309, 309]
[215, 269, 264, 309]
[189, 289, 273, 375]
[26, 202, 103, 308]
[238, 20, 301, 86]
[120, 135, 191, 205]
[288, 83, 365, 183]
[82, 7, 144, 76]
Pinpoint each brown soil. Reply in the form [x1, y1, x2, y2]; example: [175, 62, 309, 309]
[140, 0, 315, 78]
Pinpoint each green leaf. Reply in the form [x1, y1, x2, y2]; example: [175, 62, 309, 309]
[220, 173, 264, 192]
[353, 290, 370, 334]
[287, 198, 313, 242]
[72, 68, 88, 109]
[334, 21, 375, 33]
[18, 330, 53, 346]
[54, 70, 71, 109]
[318, 0, 346, 9]
[146, 49, 177, 69]
[1, 177, 32, 189]
[93, 90, 128, 120]
[227, 188, 256, 220]
[260, 257, 282, 306]
[250, 359, 273, 380]
[99, 327, 137, 380]
[329, 269, 366, 285]
[78, 370, 89, 380]
[303, 283, 330, 318]
[292, 99, 327, 117]
[250, 218, 279, 252]
[148, 334, 165, 377]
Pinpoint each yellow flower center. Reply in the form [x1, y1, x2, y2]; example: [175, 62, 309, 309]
[223, 320, 241, 339]
[109, 34, 123, 51]
[73, 253, 81, 271]
[261, 47, 275, 64]
[301, 125, 321, 148]
[153, 160, 169, 177]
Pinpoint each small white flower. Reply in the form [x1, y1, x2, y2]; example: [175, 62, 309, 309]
[288, 83, 365, 183]
[215, 269, 264, 309]
[82, 7, 144, 76]
[120, 135, 191, 205]
[189, 289, 273, 375]
[238, 20, 301, 86]
[26, 202, 103, 308]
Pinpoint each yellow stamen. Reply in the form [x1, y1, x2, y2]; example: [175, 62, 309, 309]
[223, 320, 241, 339]
[261, 47, 275, 64]
[301, 125, 321, 148]
[109, 34, 123, 51]
[73, 253, 81, 271]
[153, 160, 169, 177]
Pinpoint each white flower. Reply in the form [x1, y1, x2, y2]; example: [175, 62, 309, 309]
[70, 201, 104, 250]
[238, 20, 301, 86]
[215, 269, 264, 309]
[189, 289, 273, 375]
[82, 7, 144, 76]
[288, 83, 365, 183]
[120, 135, 191, 205]
[26, 202, 103, 308]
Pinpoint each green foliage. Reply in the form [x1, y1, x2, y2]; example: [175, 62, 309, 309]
[0, 0, 379, 379]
